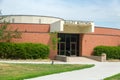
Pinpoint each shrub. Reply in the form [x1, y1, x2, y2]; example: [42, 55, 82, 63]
[93, 46, 120, 59]
[0, 42, 49, 59]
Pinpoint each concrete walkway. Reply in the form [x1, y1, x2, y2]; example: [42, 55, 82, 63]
[25, 62, 120, 80]
[0, 60, 120, 80]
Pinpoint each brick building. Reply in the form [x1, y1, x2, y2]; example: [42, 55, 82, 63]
[0, 15, 120, 59]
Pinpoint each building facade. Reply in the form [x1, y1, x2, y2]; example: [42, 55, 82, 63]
[0, 15, 120, 59]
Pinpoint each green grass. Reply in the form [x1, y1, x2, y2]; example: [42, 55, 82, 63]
[0, 63, 94, 80]
[104, 73, 120, 80]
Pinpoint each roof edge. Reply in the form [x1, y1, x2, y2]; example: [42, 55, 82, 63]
[95, 26, 120, 30]
[0, 15, 64, 20]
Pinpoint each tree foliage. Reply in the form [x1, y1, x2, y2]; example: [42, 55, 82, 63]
[50, 32, 60, 50]
[0, 17, 21, 42]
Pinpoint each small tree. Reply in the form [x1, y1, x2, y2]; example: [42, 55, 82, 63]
[0, 18, 21, 42]
[50, 32, 60, 50]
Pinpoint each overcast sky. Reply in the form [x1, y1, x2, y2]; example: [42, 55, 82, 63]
[0, 0, 120, 29]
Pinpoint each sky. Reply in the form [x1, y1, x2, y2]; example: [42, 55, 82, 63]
[0, 0, 120, 29]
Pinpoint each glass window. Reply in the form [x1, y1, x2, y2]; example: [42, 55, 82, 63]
[71, 36, 76, 42]
[12, 18, 15, 23]
[60, 35, 65, 42]
[39, 19, 41, 24]
[60, 43, 65, 50]
[60, 51, 65, 55]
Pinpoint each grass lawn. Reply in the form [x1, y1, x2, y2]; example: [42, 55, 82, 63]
[0, 63, 94, 80]
[104, 73, 120, 80]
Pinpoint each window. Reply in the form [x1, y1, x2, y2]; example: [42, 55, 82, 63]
[12, 18, 15, 23]
[39, 19, 41, 24]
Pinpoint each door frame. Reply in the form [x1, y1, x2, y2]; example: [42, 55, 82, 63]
[58, 33, 80, 56]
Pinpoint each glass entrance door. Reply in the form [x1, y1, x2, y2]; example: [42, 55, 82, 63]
[58, 42, 66, 55]
[58, 33, 79, 56]
[70, 42, 77, 56]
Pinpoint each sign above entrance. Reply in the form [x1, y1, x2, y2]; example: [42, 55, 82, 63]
[64, 20, 93, 25]
[63, 20, 94, 33]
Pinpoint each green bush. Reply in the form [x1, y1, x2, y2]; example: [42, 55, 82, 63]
[0, 42, 49, 59]
[93, 46, 120, 59]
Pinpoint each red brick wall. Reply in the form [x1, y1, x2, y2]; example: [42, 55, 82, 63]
[81, 27, 120, 56]
[1, 23, 120, 58]
[12, 33, 50, 44]
[0, 23, 57, 59]
[7, 23, 50, 32]
[7, 24, 50, 44]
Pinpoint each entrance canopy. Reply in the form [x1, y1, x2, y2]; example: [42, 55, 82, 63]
[50, 20, 94, 33]
[63, 20, 94, 33]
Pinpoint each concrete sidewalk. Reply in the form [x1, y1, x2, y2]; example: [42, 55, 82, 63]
[25, 62, 120, 80]
[0, 60, 120, 80]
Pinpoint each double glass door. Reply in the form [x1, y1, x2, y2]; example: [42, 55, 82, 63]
[70, 42, 77, 56]
[58, 34, 79, 56]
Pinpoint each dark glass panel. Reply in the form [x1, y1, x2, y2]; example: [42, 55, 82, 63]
[71, 51, 75, 55]
[59, 34, 65, 42]
[60, 50, 64, 55]
[66, 35, 70, 50]
[71, 35, 77, 42]
[60, 43, 65, 50]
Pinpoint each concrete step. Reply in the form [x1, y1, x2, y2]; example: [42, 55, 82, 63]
[55, 55, 99, 62]
[67, 57, 99, 62]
